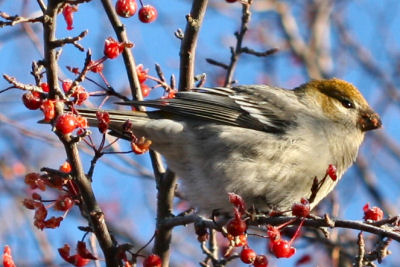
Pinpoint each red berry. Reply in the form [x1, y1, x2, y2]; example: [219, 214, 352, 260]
[228, 192, 246, 212]
[363, 203, 383, 221]
[136, 64, 148, 83]
[295, 254, 312, 266]
[62, 80, 73, 93]
[253, 255, 268, 267]
[104, 37, 124, 59]
[34, 203, 48, 222]
[62, 4, 78, 30]
[56, 113, 77, 135]
[291, 198, 310, 217]
[40, 83, 50, 92]
[96, 111, 110, 133]
[138, 5, 158, 23]
[24, 172, 47, 191]
[166, 89, 177, 99]
[240, 247, 256, 264]
[270, 239, 296, 258]
[143, 254, 161, 267]
[58, 244, 91, 267]
[131, 137, 152, 154]
[23, 198, 36, 209]
[233, 233, 247, 247]
[141, 83, 151, 97]
[22, 91, 42, 110]
[55, 195, 74, 211]
[326, 164, 337, 181]
[226, 217, 246, 236]
[195, 224, 209, 242]
[75, 115, 88, 129]
[59, 161, 72, 173]
[72, 86, 89, 105]
[115, 0, 137, 18]
[3, 246, 16, 267]
[32, 192, 42, 200]
[89, 60, 104, 73]
[40, 99, 56, 122]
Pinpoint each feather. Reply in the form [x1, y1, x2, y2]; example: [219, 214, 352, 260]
[117, 85, 298, 133]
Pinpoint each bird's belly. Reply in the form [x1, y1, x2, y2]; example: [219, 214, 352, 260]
[153, 123, 336, 214]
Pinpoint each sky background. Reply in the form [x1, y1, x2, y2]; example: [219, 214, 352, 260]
[1, 0, 400, 266]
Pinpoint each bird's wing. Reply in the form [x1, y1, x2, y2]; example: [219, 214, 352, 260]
[120, 85, 298, 133]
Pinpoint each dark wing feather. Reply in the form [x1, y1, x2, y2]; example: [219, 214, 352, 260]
[119, 85, 298, 133]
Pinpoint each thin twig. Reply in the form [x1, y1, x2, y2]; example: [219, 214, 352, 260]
[36, 0, 47, 13]
[2, 74, 44, 93]
[0, 12, 43, 27]
[68, 50, 92, 96]
[241, 47, 278, 57]
[355, 232, 365, 267]
[365, 238, 392, 264]
[205, 58, 228, 69]
[50, 30, 88, 51]
[224, 0, 252, 87]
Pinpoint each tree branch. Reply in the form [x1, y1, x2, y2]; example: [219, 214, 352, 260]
[224, 0, 252, 86]
[178, 0, 209, 91]
[43, 1, 118, 266]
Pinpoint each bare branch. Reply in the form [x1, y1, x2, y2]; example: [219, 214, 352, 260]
[206, 58, 228, 69]
[36, 0, 47, 13]
[355, 232, 365, 267]
[241, 47, 278, 57]
[43, 1, 118, 265]
[2, 74, 43, 93]
[268, 0, 324, 79]
[159, 213, 400, 243]
[100, 0, 142, 100]
[224, 0, 253, 86]
[50, 30, 88, 51]
[178, 0, 209, 91]
[174, 28, 184, 40]
[0, 12, 43, 27]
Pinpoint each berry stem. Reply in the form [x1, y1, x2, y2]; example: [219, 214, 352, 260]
[289, 219, 304, 245]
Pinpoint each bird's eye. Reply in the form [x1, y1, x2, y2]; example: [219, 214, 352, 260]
[340, 98, 354, 109]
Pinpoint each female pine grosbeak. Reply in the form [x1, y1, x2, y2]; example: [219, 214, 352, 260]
[79, 78, 381, 213]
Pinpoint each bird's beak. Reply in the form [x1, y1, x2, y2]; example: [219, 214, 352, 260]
[358, 109, 382, 131]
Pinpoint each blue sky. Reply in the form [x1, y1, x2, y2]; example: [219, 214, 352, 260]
[1, 0, 400, 266]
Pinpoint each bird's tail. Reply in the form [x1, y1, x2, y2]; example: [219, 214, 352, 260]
[77, 108, 151, 139]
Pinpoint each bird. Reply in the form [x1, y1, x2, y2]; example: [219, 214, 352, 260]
[77, 78, 381, 214]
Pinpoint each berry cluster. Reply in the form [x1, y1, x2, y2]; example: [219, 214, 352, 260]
[224, 193, 270, 266]
[21, 79, 89, 132]
[214, 193, 313, 266]
[22, 161, 77, 230]
[115, 0, 158, 23]
[22, 163, 101, 266]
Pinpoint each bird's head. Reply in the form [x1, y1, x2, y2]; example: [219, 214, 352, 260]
[296, 78, 382, 132]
